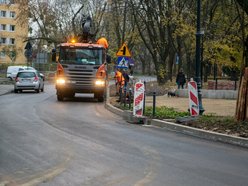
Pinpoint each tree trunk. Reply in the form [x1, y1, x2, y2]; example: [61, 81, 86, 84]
[168, 52, 175, 82]
[155, 62, 168, 85]
[235, 67, 248, 121]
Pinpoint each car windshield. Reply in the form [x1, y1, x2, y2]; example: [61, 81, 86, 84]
[17, 72, 36, 78]
[59, 47, 103, 65]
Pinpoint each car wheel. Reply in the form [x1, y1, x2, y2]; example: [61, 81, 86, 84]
[14, 89, 18, 93]
[36, 89, 40, 93]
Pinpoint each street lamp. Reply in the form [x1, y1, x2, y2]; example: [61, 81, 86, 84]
[195, 0, 205, 114]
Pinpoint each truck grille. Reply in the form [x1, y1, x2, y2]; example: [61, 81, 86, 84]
[65, 67, 96, 85]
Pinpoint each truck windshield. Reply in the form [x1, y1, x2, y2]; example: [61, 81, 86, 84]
[59, 47, 103, 65]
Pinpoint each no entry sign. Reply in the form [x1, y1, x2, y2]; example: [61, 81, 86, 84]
[188, 80, 199, 116]
[133, 81, 145, 117]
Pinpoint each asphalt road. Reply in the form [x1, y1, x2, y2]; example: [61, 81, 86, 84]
[0, 84, 248, 186]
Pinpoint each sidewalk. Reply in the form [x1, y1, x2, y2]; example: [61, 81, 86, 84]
[109, 85, 237, 117]
[145, 95, 237, 117]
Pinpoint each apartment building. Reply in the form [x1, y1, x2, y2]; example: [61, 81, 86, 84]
[0, 0, 28, 64]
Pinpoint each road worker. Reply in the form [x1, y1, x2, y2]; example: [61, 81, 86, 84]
[114, 68, 125, 95]
[96, 36, 109, 49]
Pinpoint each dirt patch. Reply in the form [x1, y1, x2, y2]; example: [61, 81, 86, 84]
[109, 81, 248, 138]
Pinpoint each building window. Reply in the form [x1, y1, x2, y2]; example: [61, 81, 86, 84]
[1, 24, 6, 30]
[0, 0, 14, 4]
[0, 0, 7, 4]
[10, 11, 15, 18]
[9, 38, 15, 45]
[1, 11, 6, 17]
[0, 51, 6, 58]
[9, 25, 15, 31]
[1, 37, 6, 44]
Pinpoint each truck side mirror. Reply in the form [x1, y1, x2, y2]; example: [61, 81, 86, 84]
[51, 49, 57, 62]
[106, 54, 111, 64]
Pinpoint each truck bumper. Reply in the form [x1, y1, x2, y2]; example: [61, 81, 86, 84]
[56, 83, 105, 94]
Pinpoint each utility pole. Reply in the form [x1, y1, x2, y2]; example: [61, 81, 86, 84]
[195, 0, 204, 114]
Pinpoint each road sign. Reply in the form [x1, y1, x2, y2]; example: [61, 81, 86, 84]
[117, 57, 129, 68]
[133, 81, 145, 117]
[116, 43, 131, 57]
[188, 80, 199, 116]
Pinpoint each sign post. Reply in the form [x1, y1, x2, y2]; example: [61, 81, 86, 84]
[24, 41, 32, 67]
[133, 81, 145, 117]
[188, 80, 199, 116]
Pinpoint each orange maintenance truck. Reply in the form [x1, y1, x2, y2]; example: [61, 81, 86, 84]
[52, 17, 110, 102]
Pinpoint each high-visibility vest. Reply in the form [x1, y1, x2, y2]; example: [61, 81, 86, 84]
[115, 71, 125, 86]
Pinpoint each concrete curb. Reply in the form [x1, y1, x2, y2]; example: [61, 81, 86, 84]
[148, 119, 248, 148]
[105, 102, 248, 149]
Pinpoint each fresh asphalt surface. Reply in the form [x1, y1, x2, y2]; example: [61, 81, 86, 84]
[0, 84, 248, 185]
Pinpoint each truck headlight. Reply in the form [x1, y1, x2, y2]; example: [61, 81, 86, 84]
[95, 80, 105, 86]
[56, 78, 66, 85]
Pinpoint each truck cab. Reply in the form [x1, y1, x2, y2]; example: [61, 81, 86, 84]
[53, 42, 109, 102]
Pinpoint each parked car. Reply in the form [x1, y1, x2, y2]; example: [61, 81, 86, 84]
[14, 70, 44, 93]
[7, 66, 35, 80]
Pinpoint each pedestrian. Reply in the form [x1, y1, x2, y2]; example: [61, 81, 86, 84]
[122, 69, 130, 89]
[176, 68, 186, 89]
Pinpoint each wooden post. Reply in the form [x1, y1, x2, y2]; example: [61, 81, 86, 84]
[235, 67, 248, 121]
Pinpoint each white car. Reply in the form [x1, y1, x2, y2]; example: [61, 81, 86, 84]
[14, 70, 45, 93]
[7, 66, 35, 80]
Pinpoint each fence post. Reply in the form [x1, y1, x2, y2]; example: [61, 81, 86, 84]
[124, 87, 127, 107]
[234, 80, 237, 90]
[143, 81, 146, 115]
[119, 87, 122, 103]
[129, 88, 132, 110]
[153, 91, 156, 117]
[215, 78, 218, 90]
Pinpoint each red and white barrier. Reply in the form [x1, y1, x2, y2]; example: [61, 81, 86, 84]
[133, 81, 145, 117]
[188, 80, 199, 116]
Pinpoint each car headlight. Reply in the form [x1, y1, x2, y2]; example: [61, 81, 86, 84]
[56, 78, 66, 85]
[95, 80, 105, 86]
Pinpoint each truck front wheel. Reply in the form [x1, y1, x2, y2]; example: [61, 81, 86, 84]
[98, 96, 104, 102]
[57, 94, 64, 101]
[57, 90, 64, 101]
[95, 92, 104, 102]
